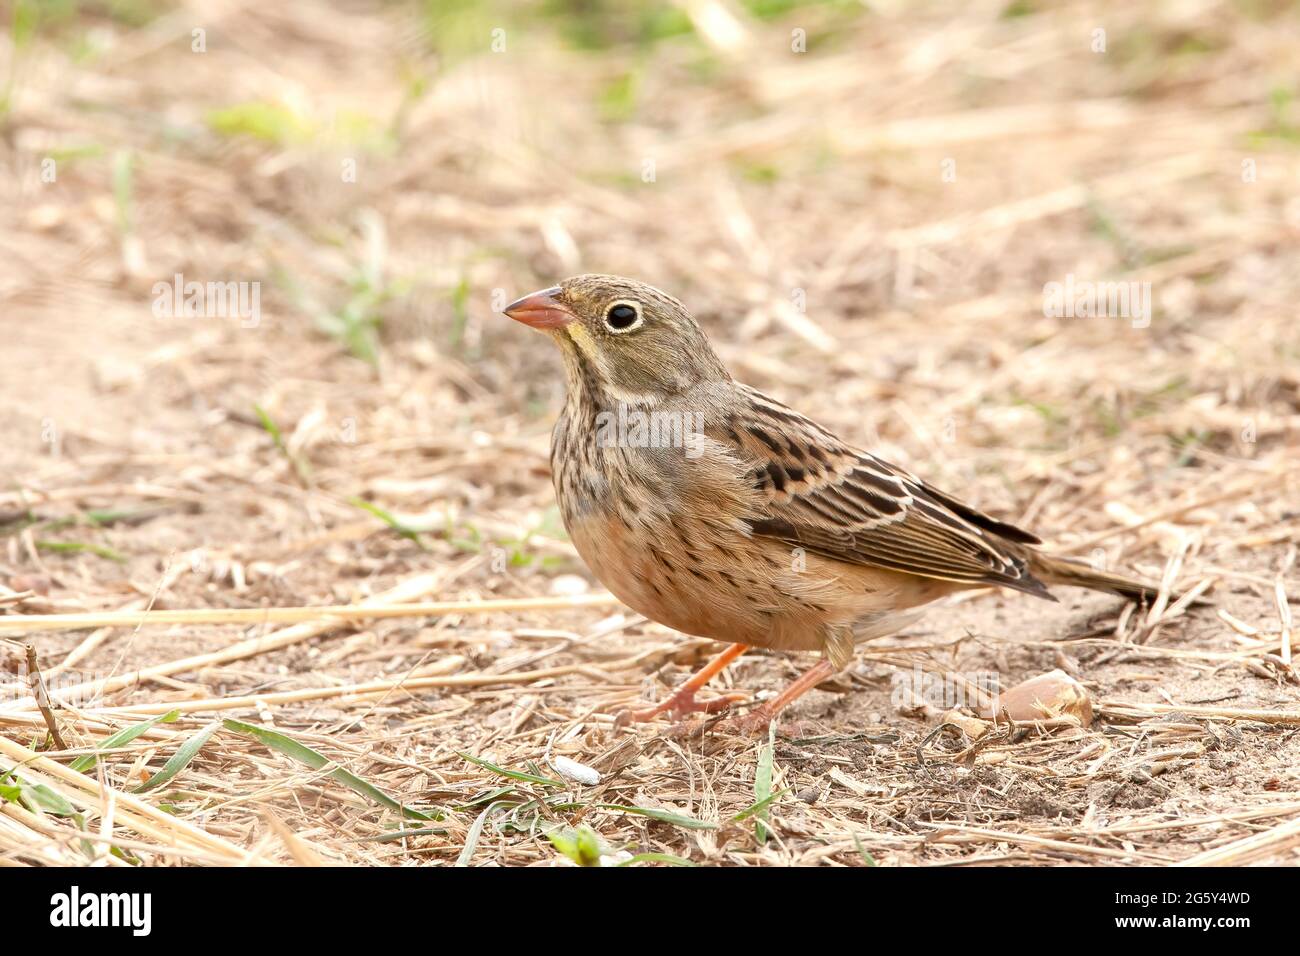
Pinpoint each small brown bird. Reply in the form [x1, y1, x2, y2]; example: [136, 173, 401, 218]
[505, 274, 1162, 733]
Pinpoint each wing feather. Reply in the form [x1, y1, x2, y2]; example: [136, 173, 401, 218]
[723, 386, 1053, 599]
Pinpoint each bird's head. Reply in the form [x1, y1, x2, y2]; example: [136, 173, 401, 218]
[503, 274, 729, 405]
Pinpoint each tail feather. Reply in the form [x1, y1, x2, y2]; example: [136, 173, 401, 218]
[1030, 552, 1165, 604]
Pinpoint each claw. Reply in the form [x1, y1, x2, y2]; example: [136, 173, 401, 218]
[713, 710, 779, 736]
[614, 688, 748, 730]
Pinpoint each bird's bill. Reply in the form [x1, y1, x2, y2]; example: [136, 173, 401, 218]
[503, 286, 574, 330]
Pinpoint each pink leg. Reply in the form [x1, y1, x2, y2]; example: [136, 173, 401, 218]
[717, 658, 837, 735]
[616, 643, 749, 727]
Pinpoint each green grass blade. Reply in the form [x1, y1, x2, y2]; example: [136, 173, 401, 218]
[35, 540, 126, 562]
[224, 718, 435, 820]
[69, 710, 180, 773]
[349, 827, 449, 843]
[754, 721, 775, 842]
[456, 800, 508, 866]
[349, 497, 427, 549]
[853, 832, 878, 866]
[252, 402, 286, 448]
[455, 785, 517, 810]
[730, 787, 790, 824]
[0, 773, 79, 818]
[459, 752, 562, 787]
[597, 803, 717, 830]
[19, 781, 78, 817]
[253, 403, 310, 482]
[134, 721, 221, 793]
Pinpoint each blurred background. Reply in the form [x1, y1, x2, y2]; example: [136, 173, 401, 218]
[3, 0, 1297, 482]
[3, 0, 1297, 587]
[1, 0, 1298, 865]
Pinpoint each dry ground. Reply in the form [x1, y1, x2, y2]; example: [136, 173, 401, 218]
[1, 0, 1298, 866]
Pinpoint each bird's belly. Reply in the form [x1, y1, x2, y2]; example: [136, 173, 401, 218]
[554, 440, 962, 654]
[564, 512, 804, 646]
[566, 510, 937, 654]
[573, 518, 963, 655]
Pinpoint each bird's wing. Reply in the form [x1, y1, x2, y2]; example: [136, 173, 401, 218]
[717, 385, 1053, 599]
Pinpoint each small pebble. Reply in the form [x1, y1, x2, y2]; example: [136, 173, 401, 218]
[554, 755, 601, 786]
[548, 574, 589, 597]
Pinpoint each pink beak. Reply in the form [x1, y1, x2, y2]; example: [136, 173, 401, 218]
[503, 285, 574, 330]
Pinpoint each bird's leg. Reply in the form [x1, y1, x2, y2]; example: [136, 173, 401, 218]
[718, 658, 838, 735]
[616, 642, 749, 726]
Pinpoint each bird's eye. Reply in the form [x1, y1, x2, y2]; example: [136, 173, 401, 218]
[603, 301, 642, 332]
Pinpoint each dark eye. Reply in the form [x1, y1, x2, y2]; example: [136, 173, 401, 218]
[603, 302, 642, 332]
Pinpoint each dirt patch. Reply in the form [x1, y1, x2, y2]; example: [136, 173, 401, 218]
[1, 0, 1298, 866]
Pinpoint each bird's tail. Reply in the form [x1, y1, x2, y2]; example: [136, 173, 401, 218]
[1029, 552, 1165, 604]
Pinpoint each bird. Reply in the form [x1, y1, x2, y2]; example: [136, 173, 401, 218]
[503, 274, 1167, 734]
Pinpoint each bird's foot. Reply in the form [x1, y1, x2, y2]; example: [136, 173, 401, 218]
[664, 706, 783, 741]
[706, 659, 838, 737]
[614, 688, 748, 730]
[712, 707, 780, 737]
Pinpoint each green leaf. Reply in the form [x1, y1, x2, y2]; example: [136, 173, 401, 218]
[1, 766, 82, 822]
[252, 402, 285, 447]
[456, 800, 509, 866]
[853, 832, 878, 866]
[11, 0, 41, 50]
[207, 102, 314, 145]
[69, 710, 180, 773]
[459, 752, 563, 788]
[223, 719, 434, 820]
[730, 787, 790, 824]
[35, 539, 126, 562]
[134, 722, 221, 793]
[754, 721, 775, 843]
[348, 827, 449, 844]
[20, 782, 78, 817]
[548, 824, 604, 866]
[597, 803, 717, 831]
[448, 275, 470, 348]
[253, 404, 311, 483]
[597, 70, 639, 123]
[349, 497, 427, 549]
[455, 785, 518, 811]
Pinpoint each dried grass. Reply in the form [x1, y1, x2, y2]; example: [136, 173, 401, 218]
[1, 0, 1298, 866]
